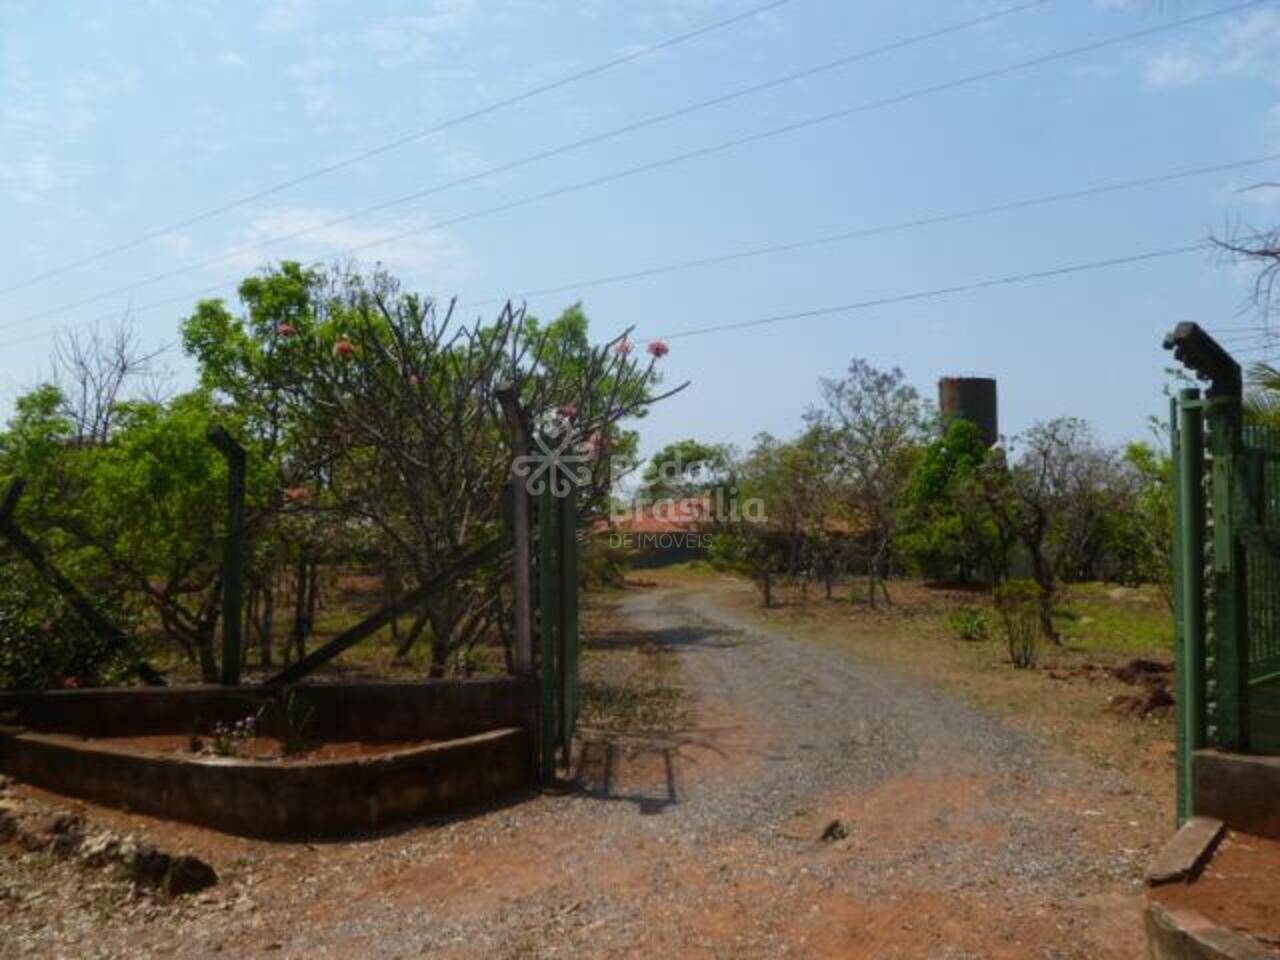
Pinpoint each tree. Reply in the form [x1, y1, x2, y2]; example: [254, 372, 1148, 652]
[977, 417, 1121, 642]
[183, 263, 674, 676]
[710, 431, 826, 606]
[639, 438, 733, 503]
[806, 358, 928, 606]
[1107, 441, 1174, 608]
[900, 417, 1008, 583]
[0, 383, 266, 682]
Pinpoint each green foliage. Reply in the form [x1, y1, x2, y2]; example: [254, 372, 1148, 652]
[900, 418, 1005, 583]
[993, 580, 1041, 669]
[946, 606, 989, 642]
[640, 438, 732, 502]
[0, 558, 137, 690]
[1105, 441, 1173, 605]
[274, 687, 315, 757]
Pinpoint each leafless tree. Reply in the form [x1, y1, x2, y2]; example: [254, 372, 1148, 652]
[979, 417, 1121, 642]
[806, 358, 928, 607]
[52, 317, 170, 443]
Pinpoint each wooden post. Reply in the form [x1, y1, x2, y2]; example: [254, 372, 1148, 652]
[208, 427, 246, 687]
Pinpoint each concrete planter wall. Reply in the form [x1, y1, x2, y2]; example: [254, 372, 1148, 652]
[0, 679, 537, 838]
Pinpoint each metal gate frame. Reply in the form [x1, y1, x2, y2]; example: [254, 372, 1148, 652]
[536, 466, 580, 784]
[1167, 322, 1280, 822]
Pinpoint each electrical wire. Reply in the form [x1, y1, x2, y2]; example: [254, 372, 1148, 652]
[0, 0, 797, 297]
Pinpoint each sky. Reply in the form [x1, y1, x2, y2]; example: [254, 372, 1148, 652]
[3, 0, 1280, 463]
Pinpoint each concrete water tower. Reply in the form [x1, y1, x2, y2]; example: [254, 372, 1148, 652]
[938, 377, 998, 447]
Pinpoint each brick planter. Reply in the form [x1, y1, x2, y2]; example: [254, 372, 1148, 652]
[0, 679, 536, 838]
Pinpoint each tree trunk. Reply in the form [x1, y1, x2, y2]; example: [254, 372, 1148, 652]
[383, 563, 403, 645]
[258, 578, 275, 668]
[195, 625, 218, 683]
[1026, 543, 1061, 644]
[394, 607, 431, 661]
[289, 558, 312, 662]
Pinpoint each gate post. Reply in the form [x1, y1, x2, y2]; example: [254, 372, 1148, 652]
[1174, 389, 1206, 822]
[538, 480, 560, 784]
[208, 427, 247, 687]
[1164, 322, 1247, 754]
[558, 481, 579, 770]
[1208, 394, 1249, 750]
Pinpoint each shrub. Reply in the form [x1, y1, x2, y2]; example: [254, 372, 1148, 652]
[0, 559, 137, 690]
[993, 580, 1040, 669]
[947, 606, 989, 642]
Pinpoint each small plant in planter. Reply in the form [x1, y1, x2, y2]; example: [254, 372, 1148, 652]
[993, 580, 1041, 669]
[274, 687, 315, 758]
[209, 712, 260, 758]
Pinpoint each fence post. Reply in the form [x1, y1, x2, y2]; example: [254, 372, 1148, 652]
[1174, 389, 1206, 822]
[558, 480, 579, 769]
[208, 427, 246, 687]
[1208, 396, 1249, 751]
[538, 479, 560, 784]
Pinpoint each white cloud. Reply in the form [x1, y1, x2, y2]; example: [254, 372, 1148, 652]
[0, 54, 137, 204]
[258, 0, 311, 35]
[1141, 8, 1280, 91]
[363, 1, 480, 66]
[1144, 48, 1207, 89]
[214, 51, 245, 68]
[222, 206, 470, 286]
[285, 56, 336, 117]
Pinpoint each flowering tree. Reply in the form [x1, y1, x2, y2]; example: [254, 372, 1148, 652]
[184, 263, 678, 675]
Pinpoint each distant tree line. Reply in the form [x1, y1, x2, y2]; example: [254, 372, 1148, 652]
[641, 357, 1176, 642]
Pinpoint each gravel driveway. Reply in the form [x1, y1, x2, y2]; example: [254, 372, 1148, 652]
[1, 583, 1158, 959]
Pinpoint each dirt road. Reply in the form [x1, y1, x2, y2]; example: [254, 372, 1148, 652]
[2, 583, 1160, 958]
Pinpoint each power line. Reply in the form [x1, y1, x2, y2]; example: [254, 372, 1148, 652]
[460, 152, 1280, 309]
[0, 0, 796, 298]
[325, 0, 1268, 266]
[4, 148, 1272, 345]
[0, 243, 1215, 354]
[642, 244, 1209, 343]
[9, 0, 1056, 328]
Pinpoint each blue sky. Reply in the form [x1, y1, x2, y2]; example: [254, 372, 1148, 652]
[3, 0, 1280, 461]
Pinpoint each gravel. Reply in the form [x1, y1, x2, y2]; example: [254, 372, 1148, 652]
[0, 584, 1156, 959]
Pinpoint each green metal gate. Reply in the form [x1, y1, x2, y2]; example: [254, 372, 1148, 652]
[536, 469, 580, 783]
[1168, 322, 1280, 822]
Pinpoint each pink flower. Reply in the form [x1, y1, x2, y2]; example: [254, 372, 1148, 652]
[614, 339, 633, 356]
[586, 432, 610, 454]
[556, 403, 579, 421]
[333, 337, 356, 358]
[276, 323, 298, 337]
[647, 340, 669, 358]
[61, 676, 80, 689]
[284, 486, 312, 504]
[407, 373, 421, 387]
